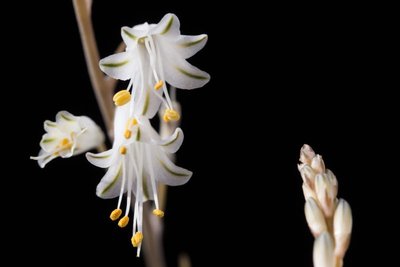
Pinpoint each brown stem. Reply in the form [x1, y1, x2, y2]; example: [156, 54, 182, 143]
[73, 0, 114, 136]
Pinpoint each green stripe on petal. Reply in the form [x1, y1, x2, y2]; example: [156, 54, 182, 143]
[123, 29, 137, 40]
[61, 113, 74, 121]
[181, 36, 207, 47]
[42, 138, 56, 143]
[141, 91, 150, 115]
[142, 175, 149, 200]
[90, 154, 111, 159]
[101, 163, 122, 195]
[161, 16, 174, 35]
[101, 60, 129, 68]
[160, 160, 188, 177]
[136, 128, 141, 141]
[176, 67, 208, 80]
[162, 131, 180, 146]
[45, 121, 57, 127]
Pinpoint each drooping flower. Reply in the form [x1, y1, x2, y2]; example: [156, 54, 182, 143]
[31, 111, 104, 168]
[99, 13, 210, 119]
[86, 92, 191, 256]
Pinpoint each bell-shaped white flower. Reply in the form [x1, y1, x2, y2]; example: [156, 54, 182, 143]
[86, 94, 191, 256]
[99, 13, 210, 119]
[31, 111, 104, 168]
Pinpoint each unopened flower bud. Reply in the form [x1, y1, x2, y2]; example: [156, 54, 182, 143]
[313, 232, 335, 267]
[334, 199, 352, 259]
[305, 197, 327, 237]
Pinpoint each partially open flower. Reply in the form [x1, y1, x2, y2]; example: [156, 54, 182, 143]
[31, 111, 104, 168]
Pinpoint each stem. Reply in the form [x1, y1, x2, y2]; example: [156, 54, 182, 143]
[73, 0, 114, 136]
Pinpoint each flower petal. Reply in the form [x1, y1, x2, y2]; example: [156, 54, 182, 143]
[39, 133, 59, 153]
[141, 171, 154, 202]
[162, 53, 210, 89]
[152, 148, 192, 186]
[113, 103, 130, 146]
[32, 149, 59, 168]
[96, 161, 124, 199]
[75, 116, 105, 154]
[86, 150, 114, 168]
[121, 26, 144, 47]
[158, 128, 184, 154]
[151, 13, 180, 38]
[133, 116, 159, 144]
[176, 34, 208, 59]
[138, 87, 163, 118]
[56, 111, 81, 133]
[59, 147, 74, 158]
[44, 120, 61, 135]
[99, 51, 138, 81]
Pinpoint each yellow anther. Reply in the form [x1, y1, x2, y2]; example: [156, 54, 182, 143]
[119, 146, 127, 155]
[124, 130, 132, 139]
[154, 80, 164, 90]
[59, 138, 72, 149]
[113, 90, 131, 106]
[131, 232, 143, 247]
[118, 216, 129, 228]
[138, 37, 146, 44]
[125, 118, 138, 129]
[163, 109, 180, 122]
[152, 209, 165, 218]
[110, 209, 122, 221]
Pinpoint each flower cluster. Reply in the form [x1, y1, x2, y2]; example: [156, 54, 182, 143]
[298, 145, 352, 267]
[90, 13, 209, 256]
[31, 13, 209, 257]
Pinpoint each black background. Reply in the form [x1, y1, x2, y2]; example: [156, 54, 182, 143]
[19, 1, 397, 266]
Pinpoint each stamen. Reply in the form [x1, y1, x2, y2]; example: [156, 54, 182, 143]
[148, 35, 174, 109]
[118, 216, 129, 228]
[131, 231, 143, 247]
[110, 209, 122, 221]
[152, 209, 164, 218]
[59, 138, 72, 149]
[119, 146, 127, 155]
[163, 109, 180, 122]
[113, 90, 131, 106]
[154, 80, 164, 90]
[145, 147, 160, 210]
[124, 130, 132, 139]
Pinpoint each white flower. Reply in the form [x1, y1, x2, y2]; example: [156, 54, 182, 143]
[99, 13, 210, 119]
[30, 111, 104, 168]
[86, 95, 191, 256]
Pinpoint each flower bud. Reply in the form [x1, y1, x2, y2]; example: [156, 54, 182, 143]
[305, 197, 327, 237]
[334, 199, 352, 259]
[300, 144, 315, 164]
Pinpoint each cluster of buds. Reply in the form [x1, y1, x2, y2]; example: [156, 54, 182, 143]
[298, 145, 352, 267]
